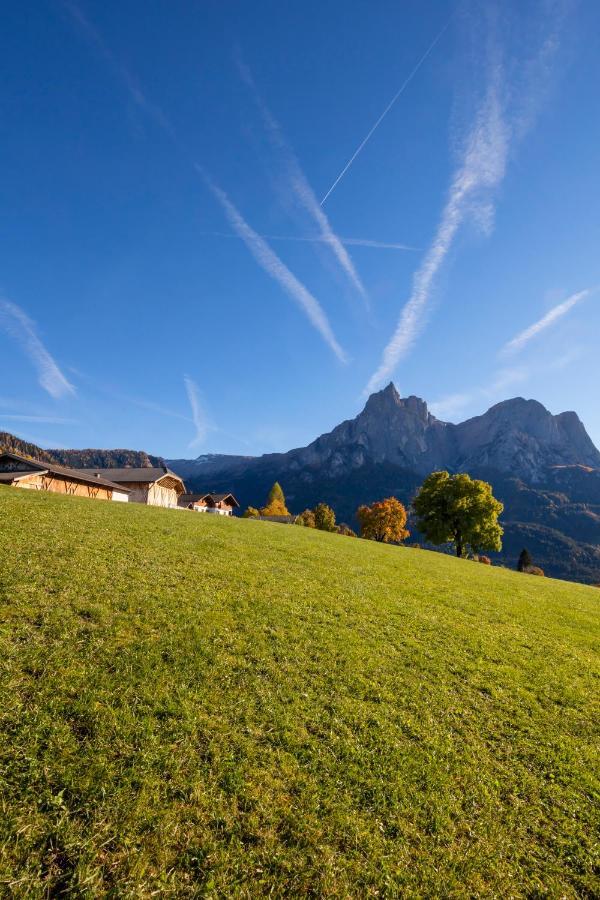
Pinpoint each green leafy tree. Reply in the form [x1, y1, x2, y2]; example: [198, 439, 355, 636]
[517, 548, 532, 572]
[260, 482, 290, 517]
[413, 471, 503, 558]
[296, 509, 316, 528]
[357, 497, 409, 544]
[313, 502, 336, 532]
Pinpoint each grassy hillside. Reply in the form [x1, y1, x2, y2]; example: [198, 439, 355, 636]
[0, 489, 598, 896]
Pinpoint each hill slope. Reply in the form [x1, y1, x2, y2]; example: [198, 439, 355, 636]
[0, 431, 163, 469]
[1, 488, 598, 895]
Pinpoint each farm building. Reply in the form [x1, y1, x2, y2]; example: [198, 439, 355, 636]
[0, 452, 130, 501]
[179, 492, 239, 515]
[80, 467, 186, 508]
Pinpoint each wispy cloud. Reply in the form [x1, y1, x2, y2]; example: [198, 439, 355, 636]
[501, 288, 592, 356]
[431, 348, 582, 421]
[365, 5, 568, 396]
[201, 170, 347, 363]
[236, 55, 368, 305]
[0, 298, 75, 399]
[321, 18, 452, 205]
[184, 376, 209, 448]
[0, 414, 77, 425]
[366, 72, 509, 394]
[201, 231, 417, 251]
[60, 0, 175, 137]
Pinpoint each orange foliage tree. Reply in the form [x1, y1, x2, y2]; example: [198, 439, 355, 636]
[357, 497, 410, 544]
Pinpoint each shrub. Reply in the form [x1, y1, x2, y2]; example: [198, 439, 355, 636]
[524, 565, 545, 577]
[243, 506, 260, 518]
[313, 503, 336, 532]
[336, 523, 357, 537]
[296, 509, 316, 528]
[479, 555, 492, 565]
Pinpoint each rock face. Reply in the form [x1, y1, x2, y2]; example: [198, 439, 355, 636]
[273, 384, 600, 482]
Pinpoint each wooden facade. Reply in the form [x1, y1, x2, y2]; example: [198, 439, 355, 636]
[80, 467, 186, 508]
[0, 453, 130, 502]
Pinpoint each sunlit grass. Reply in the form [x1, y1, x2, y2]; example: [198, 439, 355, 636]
[0, 487, 598, 896]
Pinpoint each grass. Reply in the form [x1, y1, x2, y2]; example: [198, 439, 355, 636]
[0, 488, 598, 897]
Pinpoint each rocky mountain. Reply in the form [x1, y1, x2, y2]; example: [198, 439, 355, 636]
[169, 384, 600, 584]
[261, 384, 600, 481]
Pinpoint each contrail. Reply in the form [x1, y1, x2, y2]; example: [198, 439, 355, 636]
[60, 0, 176, 138]
[0, 298, 75, 399]
[200, 231, 417, 251]
[236, 54, 369, 304]
[321, 19, 452, 205]
[201, 170, 347, 363]
[184, 375, 209, 447]
[501, 288, 592, 356]
[365, 74, 509, 395]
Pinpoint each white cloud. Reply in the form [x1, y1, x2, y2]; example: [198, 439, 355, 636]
[184, 376, 209, 448]
[0, 298, 75, 399]
[236, 56, 368, 305]
[501, 288, 592, 356]
[60, 1, 175, 137]
[201, 171, 347, 363]
[202, 231, 416, 251]
[0, 414, 76, 425]
[365, 72, 509, 395]
[365, 4, 569, 396]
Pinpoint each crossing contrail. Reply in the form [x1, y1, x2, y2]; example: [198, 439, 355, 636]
[321, 19, 451, 205]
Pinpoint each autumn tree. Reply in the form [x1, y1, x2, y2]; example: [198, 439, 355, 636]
[242, 506, 260, 518]
[296, 508, 316, 528]
[313, 502, 336, 532]
[357, 497, 409, 543]
[413, 471, 503, 558]
[260, 482, 290, 517]
[336, 523, 357, 537]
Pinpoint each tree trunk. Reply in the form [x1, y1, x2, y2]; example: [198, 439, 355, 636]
[456, 533, 463, 558]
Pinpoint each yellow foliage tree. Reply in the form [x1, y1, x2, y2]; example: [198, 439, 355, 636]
[357, 497, 410, 544]
[260, 482, 290, 517]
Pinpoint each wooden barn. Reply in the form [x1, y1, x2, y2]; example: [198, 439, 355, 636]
[178, 492, 239, 515]
[0, 452, 130, 502]
[80, 466, 186, 508]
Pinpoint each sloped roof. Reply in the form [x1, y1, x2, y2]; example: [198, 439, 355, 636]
[179, 492, 239, 508]
[80, 466, 184, 486]
[0, 452, 131, 492]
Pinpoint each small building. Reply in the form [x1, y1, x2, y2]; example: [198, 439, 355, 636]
[0, 452, 130, 502]
[80, 466, 186, 508]
[179, 492, 239, 515]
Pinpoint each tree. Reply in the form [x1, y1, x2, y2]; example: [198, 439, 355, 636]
[243, 506, 260, 518]
[296, 509, 316, 528]
[356, 497, 409, 543]
[336, 523, 357, 537]
[313, 502, 336, 532]
[260, 482, 290, 517]
[517, 548, 532, 572]
[413, 471, 503, 558]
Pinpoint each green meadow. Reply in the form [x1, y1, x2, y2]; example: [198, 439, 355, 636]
[0, 487, 598, 897]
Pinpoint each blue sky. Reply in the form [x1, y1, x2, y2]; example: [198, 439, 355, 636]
[1, 0, 599, 458]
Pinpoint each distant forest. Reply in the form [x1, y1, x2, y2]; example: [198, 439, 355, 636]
[0, 432, 164, 469]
